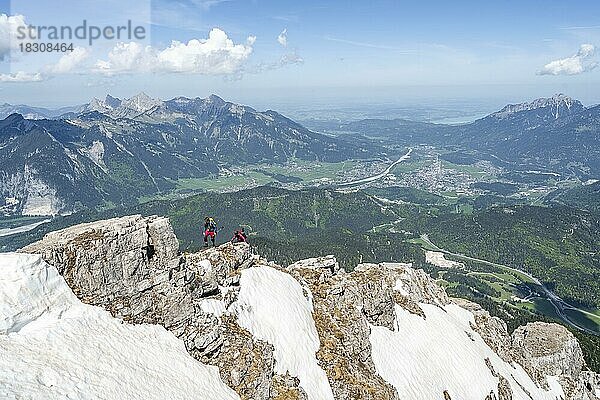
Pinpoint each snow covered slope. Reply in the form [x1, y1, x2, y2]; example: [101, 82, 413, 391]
[0, 253, 239, 400]
[233, 265, 334, 400]
[371, 303, 563, 399]
[12, 215, 600, 400]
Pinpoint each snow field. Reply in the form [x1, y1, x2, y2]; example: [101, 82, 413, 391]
[0, 253, 239, 400]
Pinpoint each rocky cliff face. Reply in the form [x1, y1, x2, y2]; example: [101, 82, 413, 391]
[18, 215, 600, 400]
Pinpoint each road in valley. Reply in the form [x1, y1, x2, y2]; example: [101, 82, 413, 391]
[338, 148, 413, 187]
[0, 219, 51, 237]
[420, 234, 600, 336]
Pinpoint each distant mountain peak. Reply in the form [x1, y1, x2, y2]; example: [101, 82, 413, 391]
[88, 97, 108, 110]
[0, 113, 38, 132]
[493, 94, 584, 119]
[206, 94, 225, 104]
[2, 113, 25, 123]
[551, 93, 571, 101]
[82, 93, 162, 118]
[104, 94, 122, 109]
[121, 92, 162, 113]
[86, 95, 122, 114]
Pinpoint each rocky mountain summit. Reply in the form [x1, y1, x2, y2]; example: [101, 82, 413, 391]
[82, 92, 163, 119]
[6, 215, 599, 399]
[490, 94, 585, 120]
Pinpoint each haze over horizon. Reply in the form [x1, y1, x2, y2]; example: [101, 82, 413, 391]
[2, 0, 600, 110]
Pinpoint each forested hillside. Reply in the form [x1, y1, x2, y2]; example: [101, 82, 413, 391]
[6, 187, 599, 310]
[422, 205, 600, 308]
[5, 185, 599, 370]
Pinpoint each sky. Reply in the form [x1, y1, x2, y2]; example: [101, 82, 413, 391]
[2, 0, 600, 110]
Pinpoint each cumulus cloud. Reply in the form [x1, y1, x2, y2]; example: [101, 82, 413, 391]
[538, 44, 598, 75]
[0, 13, 76, 82]
[0, 20, 294, 81]
[95, 28, 255, 75]
[0, 14, 28, 60]
[0, 71, 43, 82]
[277, 28, 288, 47]
[95, 42, 156, 73]
[47, 47, 90, 74]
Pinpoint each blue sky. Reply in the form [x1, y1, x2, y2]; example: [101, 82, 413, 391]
[2, 0, 600, 109]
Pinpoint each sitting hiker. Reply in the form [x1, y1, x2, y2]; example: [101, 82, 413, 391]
[231, 228, 247, 243]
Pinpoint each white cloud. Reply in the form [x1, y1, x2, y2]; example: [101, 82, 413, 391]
[0, 21, 285, 81]
[0, 45, 89, 82]
[47, 47, 90, 74]
[279, 52, 303, 65]
[247, 51, 303, 74]
[277, 28, 288, 47]
[538, 44, 598, 75]
[189, 0, 232, 10]
[0, 14, 28, 60]
[95, 28, 255, 75]
[95, 42, 156, 73]
[0, 71, 43, 82]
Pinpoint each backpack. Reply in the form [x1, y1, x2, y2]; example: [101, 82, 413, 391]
[206, 218, 217, 232]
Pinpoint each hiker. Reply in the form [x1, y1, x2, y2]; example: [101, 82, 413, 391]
[203, 216, 218, 247]
[231, 228, 247, 243]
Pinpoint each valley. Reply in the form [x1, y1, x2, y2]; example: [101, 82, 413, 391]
[338, 148, 413, 187]
[420, 234, 600, 335]
[2, 93, 600, 372]
[135, 143, 580, 211]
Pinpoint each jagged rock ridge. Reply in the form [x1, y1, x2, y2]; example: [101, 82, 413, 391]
[491, 94, 585, 120]
[11, 215, 600, 399]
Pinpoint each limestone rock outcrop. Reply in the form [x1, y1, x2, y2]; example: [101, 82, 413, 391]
[511, 322, 597, 399]
[20, 215, 288, 400]
[452, 298, 512, 362]
[18, 215, 600, 400]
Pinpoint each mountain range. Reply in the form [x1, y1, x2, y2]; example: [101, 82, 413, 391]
[2, 92, 600, 217]
[0, 93, 367, 216]
[0, 103, 80, 120]
[455, 94, 600, 175]
[333, 94, 600, 178]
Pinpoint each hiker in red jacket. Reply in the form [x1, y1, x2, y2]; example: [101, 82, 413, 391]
[231, 228, 247, 243]
[203, 216, 218, 247]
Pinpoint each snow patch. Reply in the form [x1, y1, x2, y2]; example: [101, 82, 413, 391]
[0, 253, 239, 400]
[370, 303, 564, 400]
[234, 265, 334, 400]
[200, 299, 226, 317]
[393, 278, 409, 296]
[546, 376, 565, 398]
[425, 251, 464, 269]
